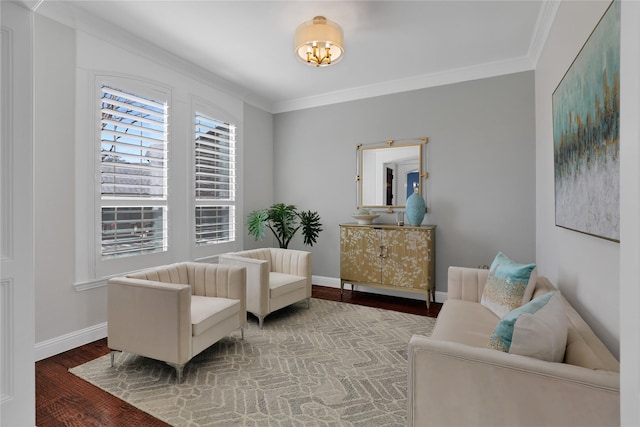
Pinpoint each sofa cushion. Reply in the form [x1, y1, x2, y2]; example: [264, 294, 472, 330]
[480, 252, 537, 318]
[488, 291, 567, 362]
[431, 299, 500, 348]
[563, 299, 620, 372]
[269, 272, 307, 298]
[564, 328, 608, 369]
[191, 296, 240, 337]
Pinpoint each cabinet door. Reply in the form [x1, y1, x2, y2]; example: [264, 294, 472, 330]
[340, 226, 381, 283]
[381, 228, 431, 290]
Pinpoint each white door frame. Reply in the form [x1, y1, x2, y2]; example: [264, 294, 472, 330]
[1, 1, 35, 425]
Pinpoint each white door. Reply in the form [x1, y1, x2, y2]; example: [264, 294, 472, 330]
[1, 2, 35, 425]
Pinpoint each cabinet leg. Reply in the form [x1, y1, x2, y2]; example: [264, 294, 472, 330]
[426, 289, 435, 310]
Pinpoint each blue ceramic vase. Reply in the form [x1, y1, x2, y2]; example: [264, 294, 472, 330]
[405, 188, 425, 226]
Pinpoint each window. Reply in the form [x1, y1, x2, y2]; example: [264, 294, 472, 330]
[100, 85, 169, 259]
[194, 112, 236, 246]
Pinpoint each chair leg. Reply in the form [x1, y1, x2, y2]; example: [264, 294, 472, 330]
[240, 326, 245, 340]
[110, 350, 120, 367]
[306, 297, 311, 309]
[258, 315, 265, 329]
[176, 365, 184, 383]
[168, 363, 185, 383]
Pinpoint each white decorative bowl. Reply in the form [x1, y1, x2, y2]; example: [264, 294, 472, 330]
[351, 214, 380, 225]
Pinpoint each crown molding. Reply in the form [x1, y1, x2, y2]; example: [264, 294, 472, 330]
[528, 0, 561, 67]
[33, 0, 559, 115]
[272, 1, 559, 114]
[33, 1, 273, 113]
[14, 0, 43, 12]
[272, 55, 535, 114]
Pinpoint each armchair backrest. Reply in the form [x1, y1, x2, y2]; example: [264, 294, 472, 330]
[269, 248, 312, 282]
[227, 248, 273, 271]
[226, 248, 311, 279]
[128, 262, 190, 285]
[127, 262, 245, 301]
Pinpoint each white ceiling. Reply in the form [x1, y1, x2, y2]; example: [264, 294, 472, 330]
[34, 1, 557, 113]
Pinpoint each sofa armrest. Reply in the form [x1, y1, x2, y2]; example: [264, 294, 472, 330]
[408, 335, 620, 427]
[447, 266, 490, 302]
[107, 277, 192, 365]
[218, 254, 269, 316]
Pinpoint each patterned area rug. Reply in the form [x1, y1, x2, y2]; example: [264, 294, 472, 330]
[70, 298, 436, 427]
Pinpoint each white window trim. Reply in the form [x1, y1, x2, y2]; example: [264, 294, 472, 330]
[194, 113, 235, 246]
[100, 83, 169, 259]
[191, 97, 242, 261]
[75, 74, 174, 287]
[73, 75, 244, 290]
[95, 77, 174, 278]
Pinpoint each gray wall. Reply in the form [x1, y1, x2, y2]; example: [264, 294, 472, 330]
[535, 0, 619, 357]
[273, 71, 536, 295]
[243, 103, 275, 249]
[619, 2, 640, 419]
[34, 14, 106, 345]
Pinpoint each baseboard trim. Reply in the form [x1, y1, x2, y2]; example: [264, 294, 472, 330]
[312, 275, 447, 304]
[35, 322, 107, 361]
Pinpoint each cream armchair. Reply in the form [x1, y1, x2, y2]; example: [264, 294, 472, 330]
[218, 248, 311, 328]
[107, 262, 246, 382]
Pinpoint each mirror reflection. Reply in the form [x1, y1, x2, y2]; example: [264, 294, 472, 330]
[358, 142, 423, 208]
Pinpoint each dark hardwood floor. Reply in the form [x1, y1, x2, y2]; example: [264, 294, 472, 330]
[36, 285, 442, 426]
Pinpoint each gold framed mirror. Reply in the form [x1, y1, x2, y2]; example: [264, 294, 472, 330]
[356, 137, 427, 210]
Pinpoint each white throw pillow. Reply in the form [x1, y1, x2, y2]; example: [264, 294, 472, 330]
[488, 291, 568, 363]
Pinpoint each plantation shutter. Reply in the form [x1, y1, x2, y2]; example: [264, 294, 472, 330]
[194, 112, 236, 245]
[100, 84, 169, 258]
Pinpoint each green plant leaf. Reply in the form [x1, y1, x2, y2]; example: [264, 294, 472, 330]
[246, 203, 322, 249]
[299, 210, 323, 247]
[247, 209, 269, 241]
[268, 204, 298, 248]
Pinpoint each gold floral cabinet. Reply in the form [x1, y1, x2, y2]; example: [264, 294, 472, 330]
[339, 224, 436, 307]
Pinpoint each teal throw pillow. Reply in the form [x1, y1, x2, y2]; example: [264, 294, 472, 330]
[488, 291, 568, 362]
[480, 252, 537, 318]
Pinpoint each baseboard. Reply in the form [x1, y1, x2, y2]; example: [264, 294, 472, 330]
[35, 322, 107, 361]
[312, 275, 448, 304]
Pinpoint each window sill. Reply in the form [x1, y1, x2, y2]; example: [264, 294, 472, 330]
[74, 277, 107, 292]
[74, 255, 222, 292]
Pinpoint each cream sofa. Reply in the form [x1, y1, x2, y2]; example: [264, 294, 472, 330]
[108, 262, 246, 382]
[218, 248, 311, 328]
[408, 266, 620, 427]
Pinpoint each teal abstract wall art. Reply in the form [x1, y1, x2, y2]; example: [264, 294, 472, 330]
[552, 0, 620, 242]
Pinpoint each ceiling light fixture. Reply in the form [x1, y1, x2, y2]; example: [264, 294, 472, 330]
[295, 16, 344, 67]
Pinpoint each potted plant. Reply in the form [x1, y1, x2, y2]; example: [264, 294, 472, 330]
[247, 203, 322, 249]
